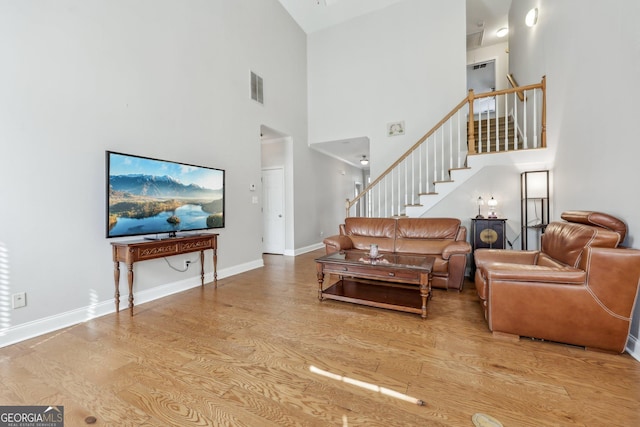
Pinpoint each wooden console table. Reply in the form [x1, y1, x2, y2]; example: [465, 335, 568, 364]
[111, 234, 218, 316]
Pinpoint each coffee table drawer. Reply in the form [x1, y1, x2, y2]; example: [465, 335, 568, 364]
[325, 264, 420, 282]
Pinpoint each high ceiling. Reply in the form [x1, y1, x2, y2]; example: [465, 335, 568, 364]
[276, 0, 407, 34]
[277, 0, 511, 46]
[465, 0, 511, 50]
[274, 0, 511, 169]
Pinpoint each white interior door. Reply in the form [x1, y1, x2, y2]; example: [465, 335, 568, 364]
[262, 168, 285, 254]
[467, 60, 496, 114]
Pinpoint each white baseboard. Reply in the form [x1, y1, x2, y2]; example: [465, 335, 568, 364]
[0, 299, 117, 349]
[286, 242, 324, 256]
[0, 258, 264, 349]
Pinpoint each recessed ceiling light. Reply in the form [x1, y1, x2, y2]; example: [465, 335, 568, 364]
[496, 27, 509, 38]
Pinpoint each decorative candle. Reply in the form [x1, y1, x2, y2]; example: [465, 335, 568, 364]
[369, 244, 379, 258]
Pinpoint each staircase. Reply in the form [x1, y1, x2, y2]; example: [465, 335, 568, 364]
[346, 77, 547, 218]
[472, 116, 522, 153]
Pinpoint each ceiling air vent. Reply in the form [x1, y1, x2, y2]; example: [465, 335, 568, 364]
[466, 30, 484, 49]
[251, 71, 263, 104]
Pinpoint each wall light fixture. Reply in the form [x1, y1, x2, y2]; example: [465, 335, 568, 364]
[526, 8, 538, 27]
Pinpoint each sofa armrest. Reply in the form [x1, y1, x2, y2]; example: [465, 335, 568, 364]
[485, 263, 586, 284]
[475, 250, 564, 302]
[474, 249, 539, 269]
[486, 263, 631, 352]
[455, 225, 467, 241]
[323, 235, 353, 254]
[442, 241, 471, 260]
[578, 246, 640, 316]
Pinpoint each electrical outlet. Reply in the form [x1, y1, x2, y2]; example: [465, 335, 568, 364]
[184, 260, 191, 269]
[12, 292, 26, 309]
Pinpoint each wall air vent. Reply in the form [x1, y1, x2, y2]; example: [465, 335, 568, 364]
[251, 71, 264, 104]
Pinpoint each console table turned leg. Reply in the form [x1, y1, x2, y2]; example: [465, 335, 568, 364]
[213, 249, 218, 288]
[127, 263, 134, 316]
[200, 250, 205, 286]
[113, 261, 120, 313]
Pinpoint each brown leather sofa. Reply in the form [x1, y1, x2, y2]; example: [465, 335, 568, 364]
[323, 217, 471, 290]
[474, 211, 640, 353]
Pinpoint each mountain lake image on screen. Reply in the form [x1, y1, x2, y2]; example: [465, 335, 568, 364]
[106, 151, 225, 238]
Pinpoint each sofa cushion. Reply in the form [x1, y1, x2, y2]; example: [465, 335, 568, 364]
[395, 218, 461, 254]
[343, 217, 397, 252]
[396, 218, 461, 239]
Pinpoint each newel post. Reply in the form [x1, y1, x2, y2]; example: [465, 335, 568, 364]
[467, 89, 476, 154]
[345, 198, 351, 218]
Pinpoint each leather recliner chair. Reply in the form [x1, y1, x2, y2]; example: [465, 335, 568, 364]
[474, 211, 640, 353]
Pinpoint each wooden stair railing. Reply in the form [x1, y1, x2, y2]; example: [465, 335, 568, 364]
[468, 76, 546, 153]
[507, 73, 525, 102]
[346, 76, 546, 218]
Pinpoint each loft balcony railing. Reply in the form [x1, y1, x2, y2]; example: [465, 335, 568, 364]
[346, 76, 546, 218]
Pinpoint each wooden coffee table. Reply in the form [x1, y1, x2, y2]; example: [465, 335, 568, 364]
[315, 250, 435, 318]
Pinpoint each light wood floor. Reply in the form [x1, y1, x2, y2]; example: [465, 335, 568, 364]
[2, 250, 640, 426]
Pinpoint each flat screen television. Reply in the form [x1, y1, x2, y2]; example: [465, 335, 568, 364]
[106, 151, 225, 239]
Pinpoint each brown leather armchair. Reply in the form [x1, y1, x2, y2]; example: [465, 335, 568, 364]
[474, 211, 640, 353]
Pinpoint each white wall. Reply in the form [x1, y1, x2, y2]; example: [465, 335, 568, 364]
[308, 0, 466, 179]
[0, 0, 314, 345]
[508, 0, 640, 354]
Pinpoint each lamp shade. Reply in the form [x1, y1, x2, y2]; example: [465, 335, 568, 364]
[487, 196, 498, 218]
[524, 171, 548, 198]
[476, 196, 485, 218]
